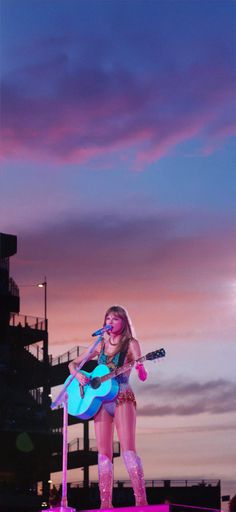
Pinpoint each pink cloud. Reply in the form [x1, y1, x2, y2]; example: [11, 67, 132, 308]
[11, 212, 236, 347]
[1, 57, 235, 167]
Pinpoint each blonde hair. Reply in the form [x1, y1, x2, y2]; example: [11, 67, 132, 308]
[103, 305, 135, 356]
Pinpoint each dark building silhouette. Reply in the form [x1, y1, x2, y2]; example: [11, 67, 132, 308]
[0, 232, 51, 510]
[0, 232, 120, 511]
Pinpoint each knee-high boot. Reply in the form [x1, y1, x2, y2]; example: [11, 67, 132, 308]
[122, 450, 148, 506]
[98, 454, 113, 509]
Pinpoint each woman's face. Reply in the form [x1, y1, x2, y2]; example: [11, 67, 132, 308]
[105, 312, 124, 335]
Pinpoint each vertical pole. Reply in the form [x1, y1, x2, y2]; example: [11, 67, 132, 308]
[61, 393, 69, 508]
[44, 276, 47, 330]
[83, 421, 89, 488]
[42, 276, 50, 503]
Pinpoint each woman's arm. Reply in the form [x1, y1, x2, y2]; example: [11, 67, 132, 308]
[128, 338, 148, 382]
[68, 343, 101, 385]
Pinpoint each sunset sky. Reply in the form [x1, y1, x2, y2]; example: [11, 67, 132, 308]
[1, 0, 236, 505]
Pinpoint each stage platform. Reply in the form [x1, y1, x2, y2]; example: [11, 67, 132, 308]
[42, 506, 167, 512]
[83, 506, 169, 512]
[43, 504, 221, 512]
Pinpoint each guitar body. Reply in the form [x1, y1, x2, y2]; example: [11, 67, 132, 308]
[63, 347, 165, 420]
[64, 364, 119, 420]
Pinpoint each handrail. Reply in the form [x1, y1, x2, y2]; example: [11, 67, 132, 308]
[68, 438, 80, 452]
[145, 478, 220, 488]
[52, 436, 120, 455]
[88, 438, 119, 454]
[51, 345, 87, 366]
[10, 313, 46, 331]
[25, 343, 44, 361]
[52, 478, 220, 489]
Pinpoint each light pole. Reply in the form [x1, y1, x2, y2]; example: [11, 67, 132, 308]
[38, 277, 51, 507]
[38, 277, 47, 328]
[20, 276, 50, 506]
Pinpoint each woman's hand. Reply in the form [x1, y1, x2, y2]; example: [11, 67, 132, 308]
[68, 362, 90, 385]
[75, 371, 90, 386]
[135, 362, 148, 381]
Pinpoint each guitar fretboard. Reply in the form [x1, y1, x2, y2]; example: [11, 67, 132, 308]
[100, 355, 146, 383]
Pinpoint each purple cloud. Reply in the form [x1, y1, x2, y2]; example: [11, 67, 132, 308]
[14, 212, 235, 285]
[1, 51, 235, 166]
[138, 379, 236, 416]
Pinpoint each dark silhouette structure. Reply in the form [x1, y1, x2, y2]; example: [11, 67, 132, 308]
[0, 232, 120, 511]
[48, 478, 222, 510]
[0, 232, 51, 510]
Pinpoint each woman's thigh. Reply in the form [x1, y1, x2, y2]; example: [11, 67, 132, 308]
[94, 405, 114, 460]
[114, 402, 136, 452]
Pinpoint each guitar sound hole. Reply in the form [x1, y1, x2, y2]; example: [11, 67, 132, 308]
[90, 377, 101, 389]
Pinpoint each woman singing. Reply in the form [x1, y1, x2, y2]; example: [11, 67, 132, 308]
[68, 305, 148, 508]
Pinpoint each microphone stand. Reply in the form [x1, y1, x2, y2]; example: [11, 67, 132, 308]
[42, 335, 102, 512]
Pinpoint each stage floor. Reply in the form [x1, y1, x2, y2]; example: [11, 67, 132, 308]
[83, 506, 169, 512]
[44, 504, 221, 512]
[43, 506, 169, 512]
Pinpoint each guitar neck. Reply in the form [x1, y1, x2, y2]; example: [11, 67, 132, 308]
[100, 355, 146, 383]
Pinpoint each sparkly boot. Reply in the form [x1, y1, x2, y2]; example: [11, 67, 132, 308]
[122, 450, 148, 506]
[98, 454, 113, 509]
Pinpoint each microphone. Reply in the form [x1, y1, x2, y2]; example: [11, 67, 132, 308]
[92, 324, 113, 337]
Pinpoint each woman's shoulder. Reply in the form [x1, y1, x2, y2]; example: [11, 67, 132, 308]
[128, 337, 140, 348]
[126, 337, 141, 359]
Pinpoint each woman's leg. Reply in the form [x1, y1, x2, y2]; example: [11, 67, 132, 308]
[115, 401, 148, 506]
[114, 400, 136, 451]
[94, 406, 114, 508]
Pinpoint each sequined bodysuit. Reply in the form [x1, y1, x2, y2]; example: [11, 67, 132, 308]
[97, 343, 136, 417]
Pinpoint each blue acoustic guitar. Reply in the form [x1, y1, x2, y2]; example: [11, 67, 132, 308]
[64, 348, 165, 420]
